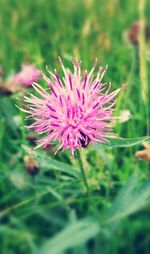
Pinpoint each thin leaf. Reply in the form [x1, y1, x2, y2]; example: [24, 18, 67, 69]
[22, 145, 80, 179]
[101, 136, 150, 147]
[39, 218, 100, 254]
[104, 174, 150, 224]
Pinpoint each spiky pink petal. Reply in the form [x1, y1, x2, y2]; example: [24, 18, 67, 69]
[20, 59, 125, 155]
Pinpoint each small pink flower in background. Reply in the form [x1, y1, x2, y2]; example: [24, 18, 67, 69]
[20, 58, 125, 155]
[14, 64, 41, 87]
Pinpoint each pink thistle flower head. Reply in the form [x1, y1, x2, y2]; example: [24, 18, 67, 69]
[20, 58, 125, 156]
[14, 64, 42, 87]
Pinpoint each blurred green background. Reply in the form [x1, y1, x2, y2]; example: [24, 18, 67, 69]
[0, 0, 150, 253]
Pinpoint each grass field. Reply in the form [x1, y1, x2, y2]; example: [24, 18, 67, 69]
[0, 0, 150, 253]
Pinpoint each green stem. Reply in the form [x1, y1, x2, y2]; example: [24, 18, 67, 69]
[76, 150, 90, 193]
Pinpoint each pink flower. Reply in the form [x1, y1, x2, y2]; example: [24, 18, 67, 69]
[21, 58, 125, 155]
[14, 64, 41, 87]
